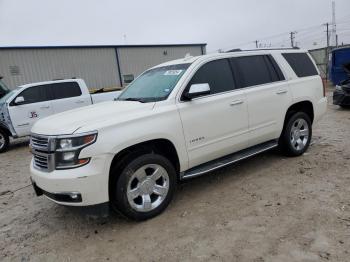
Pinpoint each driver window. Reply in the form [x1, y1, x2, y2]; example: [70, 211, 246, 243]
[14, 85, 49, 105]
[185, 59, 235, 98]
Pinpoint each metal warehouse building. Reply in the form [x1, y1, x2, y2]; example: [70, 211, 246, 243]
[0, 44, 206, 90]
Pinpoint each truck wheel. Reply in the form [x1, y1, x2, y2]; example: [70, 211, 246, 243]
[110, 153, 176, 221]
[0, 129, 9, 153]
[279, 112, 312, 156]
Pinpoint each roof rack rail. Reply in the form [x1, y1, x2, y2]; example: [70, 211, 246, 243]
[226, 47, 300, 53]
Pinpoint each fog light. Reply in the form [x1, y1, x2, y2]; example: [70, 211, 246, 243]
[70, 193, 79, 199]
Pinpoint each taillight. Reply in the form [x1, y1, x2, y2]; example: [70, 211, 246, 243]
[322, 77, 326, 97]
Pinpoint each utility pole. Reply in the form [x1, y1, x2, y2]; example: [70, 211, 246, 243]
[325, 23, 330, 48]
[290, 32, 296, 48]
[254, 40, 259, 49]
[331, 0, 337, 46]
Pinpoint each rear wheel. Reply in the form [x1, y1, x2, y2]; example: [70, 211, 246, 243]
[0, 129, 9, 153]
[110, 153, 176, 221]
[279, 112, 312, 156]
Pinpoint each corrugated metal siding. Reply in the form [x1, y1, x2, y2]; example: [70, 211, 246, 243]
[0, 48, 121, 90]
[117, 46, 203, 84]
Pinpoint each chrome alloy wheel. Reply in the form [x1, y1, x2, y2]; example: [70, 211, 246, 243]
[0, 133, 5, 150]
[127, 164, 170, 212]
[290, 118, 310, 151]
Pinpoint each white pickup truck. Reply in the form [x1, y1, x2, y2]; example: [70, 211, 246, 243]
[0, 78, 121, 152]
[30, 50, 327, 220]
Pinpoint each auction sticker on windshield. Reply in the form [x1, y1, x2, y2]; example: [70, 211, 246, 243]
[164, 70, 183, 76]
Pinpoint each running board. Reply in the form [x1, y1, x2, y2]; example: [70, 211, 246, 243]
[181, 140, 278, 180]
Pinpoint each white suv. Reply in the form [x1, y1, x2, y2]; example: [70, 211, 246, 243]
[30, 49, 327, 220]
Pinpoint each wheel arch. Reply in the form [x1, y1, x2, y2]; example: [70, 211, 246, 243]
[284, 100, 314, 126]
[0, 124, 12, 137]
[108, 138, 181, 198]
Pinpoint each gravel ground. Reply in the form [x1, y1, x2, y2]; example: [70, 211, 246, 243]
[0, 91, 349, 262]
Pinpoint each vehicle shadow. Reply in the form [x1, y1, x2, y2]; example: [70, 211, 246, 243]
[45, 149, 283, 226]
[9, 137, 30, 150]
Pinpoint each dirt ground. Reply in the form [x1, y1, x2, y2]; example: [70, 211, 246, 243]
[0, 90, 350, 262]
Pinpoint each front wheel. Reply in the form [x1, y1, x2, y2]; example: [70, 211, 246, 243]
[0, 129, 9, 153]
[110, 153, 177, 221]
[279, 112, 312, 156]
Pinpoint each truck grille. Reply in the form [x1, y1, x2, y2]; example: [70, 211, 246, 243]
[30, 135, 49, 150]
[30, 134, 54, 172]
[33, 154, 49, 170]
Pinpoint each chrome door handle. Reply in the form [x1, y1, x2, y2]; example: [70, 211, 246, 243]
[18, 123, 29, 127]
[40, 105, 50, 109]
[75, 100, 85, 104]
[230, 100, 244, 106]
[276, 90, 288, 95]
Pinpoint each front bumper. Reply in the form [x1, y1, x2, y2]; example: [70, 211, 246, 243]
[30, 154, 113, 206]
[333, 90, 350, 106]
[31, 181, 82, 203]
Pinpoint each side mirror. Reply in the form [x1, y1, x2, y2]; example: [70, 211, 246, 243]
[184, 83, 210, 100]
[14, 96, 25, 105]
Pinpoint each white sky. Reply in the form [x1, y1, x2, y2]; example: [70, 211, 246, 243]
[0, 0, 349, 52]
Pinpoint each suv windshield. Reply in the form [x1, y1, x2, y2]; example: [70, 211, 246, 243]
[118, 63, 190, 103]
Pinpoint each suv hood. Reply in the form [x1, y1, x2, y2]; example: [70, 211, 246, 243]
[31, 101, 155, 135]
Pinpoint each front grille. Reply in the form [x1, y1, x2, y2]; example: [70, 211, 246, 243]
[31, 135, 49, 150]
[31, 134, 54, 172]
[33, 154, 49, 170]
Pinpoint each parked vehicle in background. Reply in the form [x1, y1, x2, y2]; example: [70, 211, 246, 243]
[333, 78, 350, 108]
[30, 50, 327, 220]
[0, 78, 121, 152]
[329, 47, 350, 85]
[0, 77, 10, 99]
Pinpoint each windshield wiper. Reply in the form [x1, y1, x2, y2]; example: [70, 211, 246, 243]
[119, 97, 146, 103]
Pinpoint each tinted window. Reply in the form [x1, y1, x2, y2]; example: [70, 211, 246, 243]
[266, 55, 285, 81]
[230, 55, 283, 88]
[119, 63, 190, 102]
[186, 59, 235, 96]
[16, 85, 50, 105]
[282, 53, 318, 77]
[51, 82, 82, 100]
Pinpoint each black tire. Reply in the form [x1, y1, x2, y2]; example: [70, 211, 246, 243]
[110, 153, 177, 221]
[279, 112, 312, 157]
[0, 129, 10, 153]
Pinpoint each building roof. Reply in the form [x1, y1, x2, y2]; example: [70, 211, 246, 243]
[0, 43, 207, 50]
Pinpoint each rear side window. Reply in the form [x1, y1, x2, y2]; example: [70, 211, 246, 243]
[16, 85, 50, 105]
[282, 53, 318, 77]
[51, 82, 82, 100]
[187, 59, 235, 95]
[230, 55, 284, 88]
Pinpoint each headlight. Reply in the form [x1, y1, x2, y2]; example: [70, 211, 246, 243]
[335, 85, 343, 92]
[54, 132, 97, 169]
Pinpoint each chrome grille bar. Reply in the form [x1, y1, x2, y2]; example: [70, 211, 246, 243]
[31, 134, 55, 172]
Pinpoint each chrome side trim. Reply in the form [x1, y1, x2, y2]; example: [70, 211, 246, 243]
[181, 140, 278, 180]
